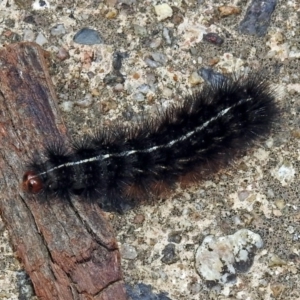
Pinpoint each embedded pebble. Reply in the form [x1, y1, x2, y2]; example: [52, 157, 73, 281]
[119, 0, 136, 5]
[50, 24, 66, 36]
[35, 32, 48, 46]
[218, 5, 241, 17]
[113, 83, 124, 92]
[239, 0, 277, 36]
[265, 31, 289, 60]
[16, 271, 35, 300]
[56, 47, 69, 61]
[121, 244, 138, 260]
[161, 244, 178, 264]
[287, 84, 300, 94]
[172, 13, 184, 25]
[267, 188, 275, 199]
[23, 15, 36, 24]
[287, 226, 295, 234]
[105, 8, 118, 19]
[207, 57, 219, 66]
[149, 37, 162, 49]
[238, 190, 250, 201]
[154, 4, 173, 21]
[32, 0, 50, 10]
[151, 52, 167, 65]
[203, 32, 224, 46]
[75, 94, 93, 108]
[132, 93, 145, 102]
[271, 161, 295, 186]
[112, 51, 129, 71]
[198, 67, 226, 86]
[162, 27, 172, 45]
[137, 84, 151, 94]
[167, 231, 182, 244]
[270, 284, 286, 298]
[187, 281, 201, 295]
[188, 71, 203, 86]
[103, 73, 125, 85]
[101, 99, 118, 112]
[126, 283, 171, 300]
[195, 229, 263, 288]
[60, 101, 74, 112]
[215, 52, 244, 73]
[162, 87, 172, 98]
[23, 29, 35, 41]
[268, 254, 287, 267]
[5, 19, 15, 27]
[132, 214, 145, 224]
[144, 57, 160, 68]
[90, 88, 99, 96]
[103, 52, 127, 86]
[133, 24, 148, 36]
[73, 28, 103, 45]
[14, 0, 30, 9]
[144, 53, 167, 68]
[146, 73, 156, 85]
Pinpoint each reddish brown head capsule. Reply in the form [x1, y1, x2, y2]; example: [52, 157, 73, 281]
[22, 171, 43, 194]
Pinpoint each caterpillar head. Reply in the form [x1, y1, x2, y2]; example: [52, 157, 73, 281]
[22, 171, 44, 194]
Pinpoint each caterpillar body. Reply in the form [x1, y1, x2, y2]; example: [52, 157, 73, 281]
[22, 74, 278, 213]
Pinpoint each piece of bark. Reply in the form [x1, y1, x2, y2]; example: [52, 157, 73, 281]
[0, 42, 127, 299]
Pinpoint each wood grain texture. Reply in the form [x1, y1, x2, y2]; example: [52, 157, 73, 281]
[0, 42, 127, 300]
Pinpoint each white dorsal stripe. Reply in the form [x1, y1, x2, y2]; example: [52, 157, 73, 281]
[37, 97, 250, 177]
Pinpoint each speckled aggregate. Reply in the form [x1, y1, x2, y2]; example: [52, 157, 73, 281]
[0, 0, 300, 299]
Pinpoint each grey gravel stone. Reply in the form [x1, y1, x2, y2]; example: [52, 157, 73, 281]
[162, 27, 172, 45]
[35, 32, 48, 46]
[149, 37, 162, 49]
[133, 93, 145, 102]
[198, 67, 227, 86]
[145, 52, 168, 68]
[151, 52, 167, 65]
[60, 101, 74, 112]
[16, 270, 34, 300]
[50, 24, 66, 36]
[144, 57, 161, 68]
[161, 244, 178, 265]
[121, 243, 138, 260]
[23, 29, 35, 41]
[126, 283, 171, 300]
[133, 24, 148, 36]
[75, 94, 93, 108]
[112, 51, 129, 71]
[103, 73, 125, 85]
[73, 27, 103, 45]
[137, 84, 151, 94]
[167, 231, 182, 244]
[239, 0, 277, 36]
[56, 47, 69, 61]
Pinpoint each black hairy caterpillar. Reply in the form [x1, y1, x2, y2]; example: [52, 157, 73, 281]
[22, 73, 278, 213]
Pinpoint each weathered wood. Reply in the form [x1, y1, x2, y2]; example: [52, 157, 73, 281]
[0, 42, 127, 299]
